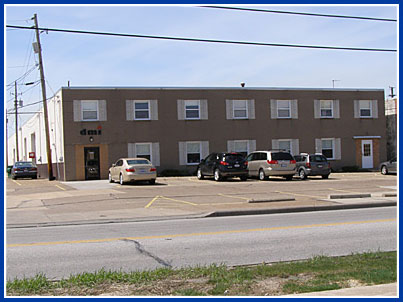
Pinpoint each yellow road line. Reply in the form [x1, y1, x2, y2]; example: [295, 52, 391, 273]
[12, 180, 21, 186]
[7, 218, 396, 248]
[145, 195, 160, 208]
[55, 184, 66, 191]
[159, 196, 198, 206]
[275, 191, 320, 199]
[218, 193, 250, 201]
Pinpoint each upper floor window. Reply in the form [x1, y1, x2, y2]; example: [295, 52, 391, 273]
[185, 100, 200, 119]
[82, 100, 99, 121]
[354, 100, 378, 119]
[134, 101, 150, 120]
[359, 100, 372, 117]
[233, 100, 248, 119]
[277, 100, 291, 118]
[320, 100, 333, 118]
[271, 99, 298, 119]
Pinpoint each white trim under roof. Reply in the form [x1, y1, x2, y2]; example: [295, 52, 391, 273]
[353, 136, 381, 139]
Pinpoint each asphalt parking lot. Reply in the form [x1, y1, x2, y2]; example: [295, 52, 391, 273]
[6, 172, 397, 227]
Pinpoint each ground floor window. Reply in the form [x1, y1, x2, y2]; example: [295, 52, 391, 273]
[186, 142, 201, 164]
[135, 143, 151, 161]
[321, 139, 334, 159]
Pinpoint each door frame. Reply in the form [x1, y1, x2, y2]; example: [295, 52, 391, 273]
[361, 140, 373, 169]
[84, 146, 100, 180]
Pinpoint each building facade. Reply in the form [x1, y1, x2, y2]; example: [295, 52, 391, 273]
[385, 97, 397, 160]
[7, 87, 387, 181]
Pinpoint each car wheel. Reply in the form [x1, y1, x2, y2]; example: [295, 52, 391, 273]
[258, 169, 266, 181]
[119, 174, 125, 185]
[11, 176, 16, 180]
[197, 168, 204, 180]
[149, 179, 156, 185]
[214, 169, 221, 181]
[32, 175, 37, 179]
[240, 175, 247, 181]
[299, 169, 307, 180]
[108, 172, 114, 183]
[381, 165, 388, 175]
[322, 174, 329, 179]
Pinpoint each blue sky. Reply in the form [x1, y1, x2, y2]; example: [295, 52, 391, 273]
[5, 4, 398, 133]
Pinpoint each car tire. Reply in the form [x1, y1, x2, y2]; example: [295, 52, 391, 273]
[149, 179, 156, 185]
[32, 175, 37, 179]
[240, 175, 247, 181]
[11, 176, 16, 180]
[299, 169, 307, 180]
[197, 168, 204, 180]
[322, 174, 330, 179]
[108, 172, 114, 183]
[119, 174, 125, 185]
[258, 169, 267, 181]
[285, 175, 293, 181]
[214, 169, 222, 182]
[381, 165, 388, 175]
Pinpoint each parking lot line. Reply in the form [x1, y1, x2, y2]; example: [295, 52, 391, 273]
[145, 196, 160, 208]
[329, 188, 361, 194]
[218, 193, 250, 201]
[55, 184, 67, 191]
[11, 180, 21, 186]
[159, 196, 198, 206]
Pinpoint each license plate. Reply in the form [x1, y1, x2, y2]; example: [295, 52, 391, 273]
[281, 164, 287, 168]
[318, 165, 323, 168]
[138, 169, 146, 173]
[24, 169, 28, 172]
[234, 164, 240, 168]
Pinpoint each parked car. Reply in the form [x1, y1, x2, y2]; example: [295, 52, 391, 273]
[380, 157, 397, 175]
[197, 152, 248, 181]
[294, 153, 331, 180]
[245, 150, 296, 181]
[109, 158, 157, 185]
[11, 161, 38, 180]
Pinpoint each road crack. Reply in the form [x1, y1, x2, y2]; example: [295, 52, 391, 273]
[121, 239, 172, 268]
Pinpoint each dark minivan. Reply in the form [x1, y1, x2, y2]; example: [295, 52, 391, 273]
[197, 152, 248, 181]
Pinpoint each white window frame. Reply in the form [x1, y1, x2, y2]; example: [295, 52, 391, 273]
[186, 142, 202, 165]
[233, 140, 249, 156]
[81, 100, 99, 121]
[135, 143, 152, 162]
[359, 100, 372, 118]
[278, 139, 292, 153]
[277, 100, 291, 118]
[320, 100, 334, 118]
[134, 100, 151, 120]
[184, 100, 200, 120]
[321, 138, 335, 160]
[232, 100, 248, 119]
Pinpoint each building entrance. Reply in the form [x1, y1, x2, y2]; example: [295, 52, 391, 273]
[84, 147, 100, 180]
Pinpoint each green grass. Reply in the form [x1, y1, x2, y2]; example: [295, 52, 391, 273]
[7, 251, 396, 296]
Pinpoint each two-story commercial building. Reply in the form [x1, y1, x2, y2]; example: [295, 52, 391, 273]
[7, 86, 387, 181]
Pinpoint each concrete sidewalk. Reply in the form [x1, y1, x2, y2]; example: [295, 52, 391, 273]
[288, 282, 398, 297]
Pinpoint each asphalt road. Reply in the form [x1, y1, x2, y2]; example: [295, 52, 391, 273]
[6, 207, 397, 280]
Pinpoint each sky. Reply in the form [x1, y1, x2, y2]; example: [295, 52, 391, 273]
[4, 4, 398, 135]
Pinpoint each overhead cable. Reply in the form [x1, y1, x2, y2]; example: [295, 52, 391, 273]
[201, 6, 397, 22]
[6, 25, 397, 53]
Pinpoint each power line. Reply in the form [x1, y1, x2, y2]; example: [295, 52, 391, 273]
[201, 6, 397, 22]
[6, 25, 397, 53]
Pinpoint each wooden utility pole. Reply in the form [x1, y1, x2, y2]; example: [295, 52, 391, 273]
[33, 13, 54, 180]
[14, 81, 19, 162]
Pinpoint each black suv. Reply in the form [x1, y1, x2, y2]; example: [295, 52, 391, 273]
[294, 153, 331, 180]
[197, 152, 248, 181]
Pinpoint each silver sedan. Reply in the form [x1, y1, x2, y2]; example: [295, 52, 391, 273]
[109, 158, 157, 185]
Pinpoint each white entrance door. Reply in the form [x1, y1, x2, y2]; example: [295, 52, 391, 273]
[361, 140, 373, 169]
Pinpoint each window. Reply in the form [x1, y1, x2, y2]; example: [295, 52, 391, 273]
[135, 143, 151, 161]
[277, 100, 291, 118]
[320, 100, 333, 118]
[186, 142, 201, 164]
[233, 141, 248, 157]
[185, 100, 200, 119]
[321, 139, 334, 159]
[359, 100, 372, 117]
[134, 101, 150, 120]
[278, 140, 291, 153]
[233, 100, 248, 119]
[81, 100, 98, 121]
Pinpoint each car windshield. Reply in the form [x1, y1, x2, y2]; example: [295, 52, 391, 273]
[271, 152, 294, 161]
[309, 155, 327, 162]
[15, 162, 35, 167]
[127, 159, 150, 165]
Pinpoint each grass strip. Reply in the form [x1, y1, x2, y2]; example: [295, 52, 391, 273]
[7, 251, 396, 296]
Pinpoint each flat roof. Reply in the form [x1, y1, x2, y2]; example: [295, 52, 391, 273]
[61, 86, 384, 92]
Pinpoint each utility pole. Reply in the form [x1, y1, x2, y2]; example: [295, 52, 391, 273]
[33, 13, 54, 180]
[14, 81, 19, 162]
[389, 86, 396, 98]
[6, 117, 9, 168]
